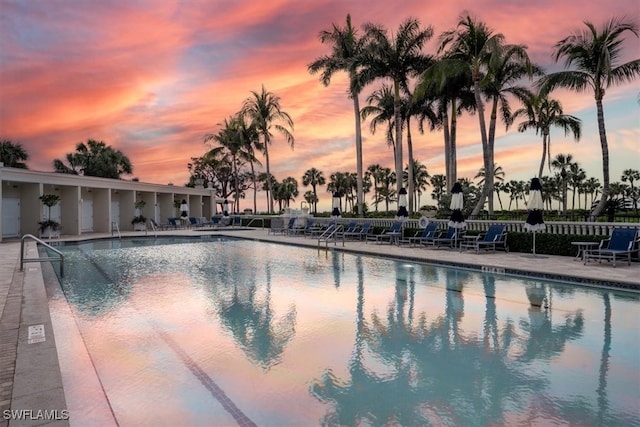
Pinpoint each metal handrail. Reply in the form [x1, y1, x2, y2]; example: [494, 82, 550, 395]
[111, 221, 121, 239]
[20, 234, 64, 277]
[246, 217, 265, 229]
[147, 219, 157, 238]
[318, 224, 344, 248]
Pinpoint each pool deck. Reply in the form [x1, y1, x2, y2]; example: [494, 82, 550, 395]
[1, 227, 638, 426]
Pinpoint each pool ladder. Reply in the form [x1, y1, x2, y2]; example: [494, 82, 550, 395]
[20, 234, 64, 277]
[318, 224, 344, 248]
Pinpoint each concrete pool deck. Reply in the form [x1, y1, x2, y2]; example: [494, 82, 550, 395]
[1, 227, 639, 426]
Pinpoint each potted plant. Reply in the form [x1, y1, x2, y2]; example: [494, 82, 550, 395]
[132, 199, 147, 230]
[39, 194, 61, 238]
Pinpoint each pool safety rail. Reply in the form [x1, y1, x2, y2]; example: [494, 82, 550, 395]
[318, 223, 345, 248]
[20, 234, 65, 277]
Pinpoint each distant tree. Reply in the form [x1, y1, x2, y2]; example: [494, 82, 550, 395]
[53, 139, 132, 179]
[0, 140, 29, 169]
[302, 167, 326, 214]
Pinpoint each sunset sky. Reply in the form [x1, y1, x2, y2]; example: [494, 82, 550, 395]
[1, 0, 638, 211]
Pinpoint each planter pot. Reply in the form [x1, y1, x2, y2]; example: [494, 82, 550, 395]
[39, 226, 60, 239]
[133, 223, 147, 231]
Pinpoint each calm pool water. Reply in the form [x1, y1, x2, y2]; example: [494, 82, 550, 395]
[47, 237, 640, 426]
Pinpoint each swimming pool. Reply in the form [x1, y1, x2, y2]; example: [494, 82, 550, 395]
[46, 236, 640, 426]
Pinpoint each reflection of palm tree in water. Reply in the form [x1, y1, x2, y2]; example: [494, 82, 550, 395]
[211, 258, 297, 370]
[311, 258, 429, 426]
[520, 282, 584, 361]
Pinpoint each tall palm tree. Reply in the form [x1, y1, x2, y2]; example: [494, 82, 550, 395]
[0, 140, 29, 169]
[241, 86, 294, 214]
[513, 91, 582, 177]
[361, 84, 396, 160]
[539, 17, 640, 217]
[308, 14, 367, 217]
[415, 53, 476, 191]
[302, 167, 326, 214]
[405, 160, 429, 211]
[362, 17, 433, 198]
[438, 14, 500, 213]
[438, 14, 536, 215]
[205, 115, 259, 213]
[551, 153, 575, 215]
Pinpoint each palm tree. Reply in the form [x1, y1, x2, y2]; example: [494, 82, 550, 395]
[429, 174, 447, 210]
[302, 167, 326, 214]
[0, 140, 29, 169]
[205, 115, 260, 213]
[362, 17, 433, 198]
[438, 13, 536, 215]
[568, 163, 587, 211]
[241, 86, 294, 213]
[621, 169, 640, 214]
[308, 14, 367, 216]
[367, 164, 384, 211]
[405, 160, 429, 212]
[53, 139, 132, 179]
[513, 91, 582, 177]
[361, 84, 396, 159]
[415, 53, 475, 191]
[551, 153, 574, 215]
[539, 17, 640, 217]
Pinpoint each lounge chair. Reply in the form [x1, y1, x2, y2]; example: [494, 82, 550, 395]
[289, 219, 316, 236]
[188, 217, 198, 227]
[343, 222, 373, 241]
[269, 217, 296, 235]
[583, 228, 639, 267]
[306, 220, 334, 238]
[430, 227, 465, 249]
[401, 222, 439, 246]
[460, 224, 508, 253]
[336, 221, 358, 238]
[167, 217, 181, 229]
[372, 221, 403, 245]
[232, 216, 242, 227]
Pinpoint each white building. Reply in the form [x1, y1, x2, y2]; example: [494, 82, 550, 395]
[0, 165, 222, 242]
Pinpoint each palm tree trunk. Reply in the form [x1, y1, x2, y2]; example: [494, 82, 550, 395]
[485, 98, 499, 216]
[591, 98, 610, 217]
[539, 133, 548, 178]
[443, 107, 451, 191]
[450, 99, 458, 191]
[406, 117, 414, 216]
[251, 162, 257, 214]
[471, 79, 490, 216]
[264, 143, 273, 214]
[352, 88, 364, 218]
[393, 81, 403, 197]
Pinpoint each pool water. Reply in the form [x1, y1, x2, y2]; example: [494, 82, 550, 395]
[46, 237, 640, 426]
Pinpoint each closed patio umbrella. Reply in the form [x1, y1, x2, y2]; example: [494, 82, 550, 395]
[180, 199, 189, 220]
[523, 178, 546, 258]
[448, 182, 466, 229]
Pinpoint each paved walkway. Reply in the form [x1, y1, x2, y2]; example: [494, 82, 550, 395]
[0, 228, 638, 426]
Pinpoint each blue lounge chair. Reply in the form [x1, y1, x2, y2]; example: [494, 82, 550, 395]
[167, 217, 179, 229]
[460, 224, 508, 253]
[583, 228, 639, 267]
[232, 216, 242, 227]
[343, 222, 373, 241]
[290, 219, 316, 236]
[269, 217, 296, 235]
[402, 222, 439, 246]
[431, 227, 465, 249]
[373, 221, 403, 245]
